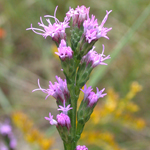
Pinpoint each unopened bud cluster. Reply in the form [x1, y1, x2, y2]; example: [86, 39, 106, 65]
[27, 5, 112, 150]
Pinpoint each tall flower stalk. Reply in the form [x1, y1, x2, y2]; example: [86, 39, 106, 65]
[27, 5, 112, 150]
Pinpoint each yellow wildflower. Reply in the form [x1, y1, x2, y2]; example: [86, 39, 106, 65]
[12, 111, 54, 150]
[81, 131, 122, 150]
[125, 82, 142, 101]
[135, 118, 145, 129]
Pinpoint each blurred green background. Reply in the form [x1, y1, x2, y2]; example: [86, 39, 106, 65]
[0, 0, 150, 149]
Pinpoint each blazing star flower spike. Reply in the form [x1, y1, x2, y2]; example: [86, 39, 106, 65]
[26, 6, 70, 43]
[29, 5, 112, 149]
[55, 39, 73, 61]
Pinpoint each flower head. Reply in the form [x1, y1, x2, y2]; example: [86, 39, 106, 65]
[0, 122, 11, 135]
[96, 87, 107, 98]
[45, 113, 58, 126]
[26, 6, 70, 43]
[66, 5, 90, 28]
[88, 91, 98, 107]
[45, 111, 71, 130]
[0, 142, 8, 150]
[9, 134, 17, 149]
[0, 121, 17, 149]
[81, 85, 107, 107]
[75, 145, 88, 150]
[55, 39, 73, 61]
[80, 84, 93, 101]
[81, 45, 111, 68]
[33, 76, 69, 102]
[83, 10, 112, 43]
[56, 113, 71, 130]
[58, 100, 72, 115]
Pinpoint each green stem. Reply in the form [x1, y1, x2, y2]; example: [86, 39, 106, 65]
[68, 83, 78, 150]
[68, 63, 80, 149]
[76, 122, 85, 141]
[64, 141, 72, 150]
[72, 96, 77, 137]
[64, 54, 82, 149]
[66, 65, 77, 149]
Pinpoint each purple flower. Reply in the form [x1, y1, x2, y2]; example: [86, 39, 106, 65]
[75, 145, 88, 150]
[83, 10, 112, 43]
[83, 15, 98, 43]
[66, 5, 90, 28]
[58, 100, 72, 115]
[96, 87, 107, 98]
[9, 133, 17, 149]
[55, 39, 73, 61]
[75, 5, 90, 27]
[88, 91, 98, 107]
[0, 142, 8, 150]
[0, 121, 17, 149]
[45, 111, 71, 129]
[26, 6, 70, 43]
[45, 113, 58, 125]
[80, 84, 93, 101]
[81, 45, 111, 68]
[0, 123, 11, 135]
[81, 85, 106, 107]
[57, 113, 71, 130]
[66, 7, 78, 23]
[33, 76, 69, 101]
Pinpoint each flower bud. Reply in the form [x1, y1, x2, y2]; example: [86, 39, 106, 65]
[55, 39, 73, 61]
[57, 113, 71, 130]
